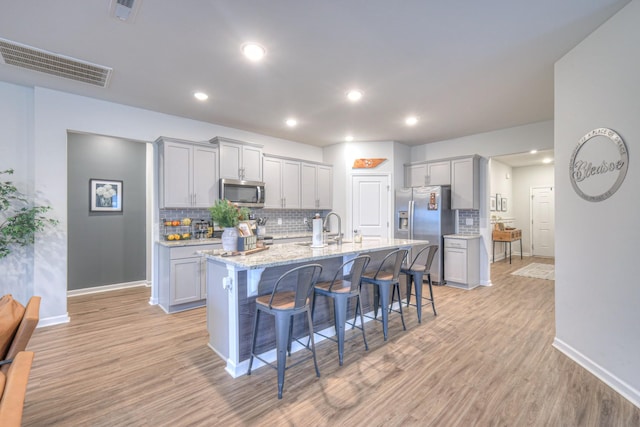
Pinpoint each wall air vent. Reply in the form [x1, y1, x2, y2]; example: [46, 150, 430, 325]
[0, 38, 112, 88]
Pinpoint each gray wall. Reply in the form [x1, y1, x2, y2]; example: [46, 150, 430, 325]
[67, 133, 147, 290]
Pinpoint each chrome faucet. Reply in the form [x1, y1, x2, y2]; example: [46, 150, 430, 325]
[323, 212, 342, 244]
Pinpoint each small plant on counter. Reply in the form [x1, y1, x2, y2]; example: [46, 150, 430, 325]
[209, 199, 250, 228]
[0, 169, 58, 259]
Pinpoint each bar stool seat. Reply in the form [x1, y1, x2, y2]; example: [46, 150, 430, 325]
[247, 264, 323, 399]
[358, 249, 408, 341]
[400, 245, 439, 323]
[313, 255, 370, 366]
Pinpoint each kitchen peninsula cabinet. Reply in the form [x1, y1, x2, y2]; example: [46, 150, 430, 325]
[451, 155, 480, 210]
[158, 242, 220, 313]
[301, 162, 332, 210]
[263, 155, 301, 209]
[212, 137, 263, 181]
[157, 137, 218, 208]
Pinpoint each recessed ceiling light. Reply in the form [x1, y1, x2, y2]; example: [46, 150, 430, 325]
[193, 92, 208, 101]
[405, 116, 418, 126]
[345, 135, 354, 142]
[241, 42, 266, 62]
[347, 90, 363, 102]
[285, 118, 298, 127]
[542, 157, 553, 164]
[530, 149, 538, 154]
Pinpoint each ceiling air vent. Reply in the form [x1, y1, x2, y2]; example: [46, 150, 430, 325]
[0, 38, 112, 88]
[110, 0, 142, 22]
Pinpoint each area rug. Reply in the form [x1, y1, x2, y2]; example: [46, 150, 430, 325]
[511, 263, 555, 280]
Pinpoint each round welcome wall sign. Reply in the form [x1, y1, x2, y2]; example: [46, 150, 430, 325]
[569, 128, 629, 202]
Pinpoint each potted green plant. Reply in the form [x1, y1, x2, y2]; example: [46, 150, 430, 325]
[209, 199, 250, 251]
[1, 169, 58, 259]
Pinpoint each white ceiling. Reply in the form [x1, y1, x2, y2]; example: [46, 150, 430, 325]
[0, 1, 630, 147]
[493, 149, 555, 168]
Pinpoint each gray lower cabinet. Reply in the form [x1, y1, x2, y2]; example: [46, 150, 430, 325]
[158, 243, 219, 313]
[444, 236, 480, 290]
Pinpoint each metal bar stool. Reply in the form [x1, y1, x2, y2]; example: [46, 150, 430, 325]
[312, 255, 371, 365]
[399, 244, 439, 323]
[357, 248, 408, 341]
[247, 263, 323, 399]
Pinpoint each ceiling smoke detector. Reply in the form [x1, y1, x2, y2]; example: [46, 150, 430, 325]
[109, 0, 143, 22]
[0, 38, 113, 87]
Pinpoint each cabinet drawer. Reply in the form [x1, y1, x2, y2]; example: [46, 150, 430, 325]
[170, 244, 216, 260]
[444, 238, 467, 249]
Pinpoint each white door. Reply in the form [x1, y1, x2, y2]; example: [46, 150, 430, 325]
[531, 186, 554, 257]
[352, 175, 390, 238]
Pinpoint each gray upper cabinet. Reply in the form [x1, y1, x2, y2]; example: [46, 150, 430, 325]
[405, 163, 428, 187]
[451, 156, 480, 210]
[426, 161, 451, 185]
[212, 137, 263, 181]
[263, 155, 301, 209]
[405, 160, 451, 187]
[301, 162, 333, 210]
[157, 137, 218, 208]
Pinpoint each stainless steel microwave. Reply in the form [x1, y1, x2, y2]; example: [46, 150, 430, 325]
[220, 179, 265, 208]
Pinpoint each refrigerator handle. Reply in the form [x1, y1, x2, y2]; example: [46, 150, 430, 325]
[409, 200, 414, 239]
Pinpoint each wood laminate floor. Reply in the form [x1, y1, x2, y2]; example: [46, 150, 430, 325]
[23, 257, 640, 426]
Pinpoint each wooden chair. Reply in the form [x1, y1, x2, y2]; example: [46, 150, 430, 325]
[0, 351, 35, 427]
[0, 295, 40, 426]
[1, 296, 41, 374]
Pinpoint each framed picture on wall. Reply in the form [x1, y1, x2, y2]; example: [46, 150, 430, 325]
[490, 196, 497, 211]
[90, 179, 123, 212]
[501, 197, 508, 212]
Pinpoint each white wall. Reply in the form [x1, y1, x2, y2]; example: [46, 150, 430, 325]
[411, 120, 554, 285]
[323, 140, 402, 237]
[511, 164, 554, 255]
[0, 82, 35, 304]
[555, 0, 640, 407]
[2, 84, 323, 324]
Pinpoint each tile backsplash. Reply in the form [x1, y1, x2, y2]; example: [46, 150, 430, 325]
[159, 207, 329, 235]
[457, 209, 480, 234]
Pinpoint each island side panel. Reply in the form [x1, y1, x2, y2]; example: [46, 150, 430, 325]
[206, 259, 230, 359]
[237, 257, 343, 361]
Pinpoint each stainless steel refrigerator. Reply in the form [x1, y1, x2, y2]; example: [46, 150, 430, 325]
[394, 186, 455, 284]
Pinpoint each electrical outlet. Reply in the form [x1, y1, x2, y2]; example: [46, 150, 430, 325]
[465, 218, 473, 226]
[277, 218, 282, 225]
[303, 218, 308, 224]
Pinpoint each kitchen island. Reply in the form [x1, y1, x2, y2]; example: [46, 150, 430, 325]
[201, 238, 429, 377]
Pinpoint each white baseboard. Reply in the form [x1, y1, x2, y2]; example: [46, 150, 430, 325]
[37, 314, 70, 328]
[553, 337, 640, 409]
[67, 280, 149, 297]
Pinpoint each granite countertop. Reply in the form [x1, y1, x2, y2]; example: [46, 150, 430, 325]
[157, 238, 222, 248]
[443, 233, 482, 240]
[200, 238, 429, 269]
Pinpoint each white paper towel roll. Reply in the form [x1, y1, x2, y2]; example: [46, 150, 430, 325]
[312, 218, 324, 247]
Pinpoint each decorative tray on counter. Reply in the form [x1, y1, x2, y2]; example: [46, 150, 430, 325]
[220, 247, 269, 257]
